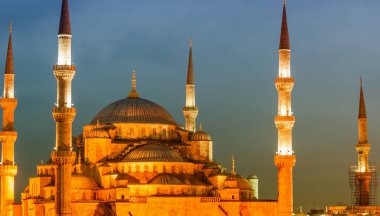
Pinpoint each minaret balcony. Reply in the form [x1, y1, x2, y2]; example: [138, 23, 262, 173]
[53, 65, 76, 71]
[275, 77, 294, 91]
[275, 116, 295, 129]
[0, 131, 17, 143]
[51, 150, 76, 165]
[0, 164, 17, 177]
[52, 107, 76, 122]
[0, 98, 17, 109]
[274, 155, 296, 168]
[183, 106, 199, 112]
[53, 65, 76, 80]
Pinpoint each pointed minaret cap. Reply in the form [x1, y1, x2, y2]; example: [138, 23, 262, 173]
[186, 38, 195, 85]
[128, 69, 140, 98]
[58, 0, 71, 35]
[5, 22, 14, 75]
[279, 1, 290, 50]
[358, 77, 367, 119]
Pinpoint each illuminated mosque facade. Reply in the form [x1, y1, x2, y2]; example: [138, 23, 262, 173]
[0, 0, 297, 215]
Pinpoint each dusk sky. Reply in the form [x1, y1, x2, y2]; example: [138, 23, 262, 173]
[1, 0, 380, 212]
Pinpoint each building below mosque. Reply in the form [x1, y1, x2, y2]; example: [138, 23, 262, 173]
[1, 0, 298, 216]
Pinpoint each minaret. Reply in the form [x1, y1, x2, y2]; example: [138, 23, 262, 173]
[183, 38, 198, 132]
[355, 78, 371, 206]
[50, 0, 76, 215]
[274, 1, 296, 216]
[0, 22, 18, 216]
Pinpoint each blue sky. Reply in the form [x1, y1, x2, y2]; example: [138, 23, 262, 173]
[1, 0, 380, 211]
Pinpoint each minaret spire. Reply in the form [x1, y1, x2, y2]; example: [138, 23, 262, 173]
[274, 1, 296, 215]
[355, 78, 372, 206]
[59, 0, 71, 35]
[128, 69, 140, 98]
[51, 0, 76, 215]
[187, 38, 194, 85]
[183, 38, 199, 132]
[279, 1, 290, 50]
[359, 77, 366, 119]
[0, 22, 18, 216]
[5, 22, 14, 75]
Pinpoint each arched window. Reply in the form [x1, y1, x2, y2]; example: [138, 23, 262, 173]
[130, 128, 135, 138]
[163, 165, 167, 173]
[162, 129, 167, 139]
[141, 128, 146, 138]
[135, 165, 140, 173]
[153, 128, 157, 139]
[153, 165, 158, 173]
[144, 165, 149, 172]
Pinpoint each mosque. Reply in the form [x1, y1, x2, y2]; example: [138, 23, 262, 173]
[0, 0, 297, 215]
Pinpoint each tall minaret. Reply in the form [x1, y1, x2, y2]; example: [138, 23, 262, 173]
[183, 39, 198, 132]
[0, 23, 18, 216]
[50, 0, 76, 215]
[355, 78, 371, 206]
[274, 1, 296, 216]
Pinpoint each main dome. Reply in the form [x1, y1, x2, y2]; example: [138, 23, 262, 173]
[91, 97, 177, 125]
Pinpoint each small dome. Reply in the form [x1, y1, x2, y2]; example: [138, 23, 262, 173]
[91, 97, 177, 125]
[191, 129, 211, 141]
[122, 144, 184, 162]
[149, 174, 183, 185]
[71, 175, 99, 189]
[87, 126, 110, 139]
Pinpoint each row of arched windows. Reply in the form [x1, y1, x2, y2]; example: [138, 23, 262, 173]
[116, 126, 178, 140]
[115, 163, 193, 174]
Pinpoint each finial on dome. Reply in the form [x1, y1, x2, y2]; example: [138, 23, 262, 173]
[128, 69, 140, 98]
[282, 0, 286, 6]
[96, 119, 100, 127]
[199, 123, 203, 131]
[231, 155, 236, 176]
[76, 150, 83, 174]
[9, 21, 12, 34]
[189, 37, 192, 48]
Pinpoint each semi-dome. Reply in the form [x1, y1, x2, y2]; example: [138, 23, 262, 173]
[122, 144, 184, 162]
[71, 175, 99, 189]
[115, 173, 140, 184]
[91, 97, 177, 125]
[225, 175, 253, 190]
[149, 174, 183, 185]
